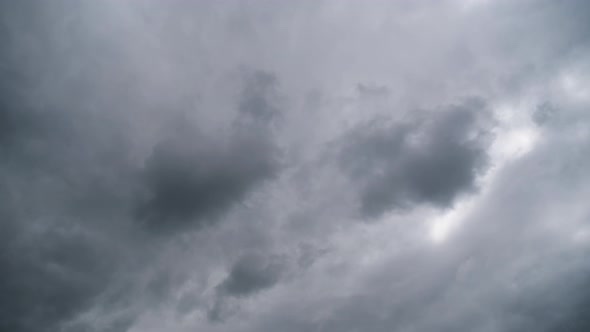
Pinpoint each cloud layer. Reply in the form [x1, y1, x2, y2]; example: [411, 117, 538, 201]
[1, 1, 590, 332]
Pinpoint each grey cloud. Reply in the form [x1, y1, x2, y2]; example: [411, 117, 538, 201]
[209, 252, 286, 322]
[0, 221, 122, 332]
[0, 73, 36, 146]
[137, 71, 282, 234]
[138, 127, 279, 233]
[238, 70, 281, 124]
[341, 99, 493, 217]
[2, 1, 590, 332]
[218, 253, 285, 298]
[0, 8, 141, 328]
[0, 3, 284, 330]
[357, 84, 390, 98]
[533, 102, 556, 126]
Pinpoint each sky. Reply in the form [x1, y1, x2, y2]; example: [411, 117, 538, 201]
[1, 1, 590, 331]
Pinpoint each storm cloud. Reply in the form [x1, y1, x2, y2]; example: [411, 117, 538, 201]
[1, 1, 590, 332]
[218, 253, 285, 298]
[137, 71, 281, 233]
[341, 99, 493, 217]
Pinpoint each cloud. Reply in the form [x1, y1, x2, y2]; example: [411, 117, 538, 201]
[341, 99, 494, 217]
[1, 1, 590, 332]
[238, 70, 281, 124]
[0, 215, 122, 332]
[137, 71, 281, 234]
[137, 126, 279, 233]
[0, 4, 282, 327]
[209, 252, 286, 322]
[218, 253, 285, 298]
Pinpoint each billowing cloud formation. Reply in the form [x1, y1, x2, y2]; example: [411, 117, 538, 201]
[341, 99, 493, 217]
[138, 71, 281, 233]
[1, 1, 590, 332]
[209, 252, 286, 322]
[218, 253, 285, 298]
[139, 127, 278, 232]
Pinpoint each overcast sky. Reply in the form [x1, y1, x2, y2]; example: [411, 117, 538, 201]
[1, 1, 590, 331]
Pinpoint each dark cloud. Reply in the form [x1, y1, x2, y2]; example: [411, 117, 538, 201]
[0, 72, 35, 145]
[137, 71, 282, 234]
[218, 253, 285, 298]
[0, 6, 139, 328]
[341, 99, 494, 217]
[138, 127, 279, 233]
[0, 221, 121, 332]
[1, 1, 590, 332]
[209, 252, 286, 322]
[0, 3, 282, 329]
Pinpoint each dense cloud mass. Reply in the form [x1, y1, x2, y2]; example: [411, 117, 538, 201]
[138, 71, 281, 233]
[1, 1, 590, 332]
[218, 253, 285, 298]
[341, 99, 493, 217]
